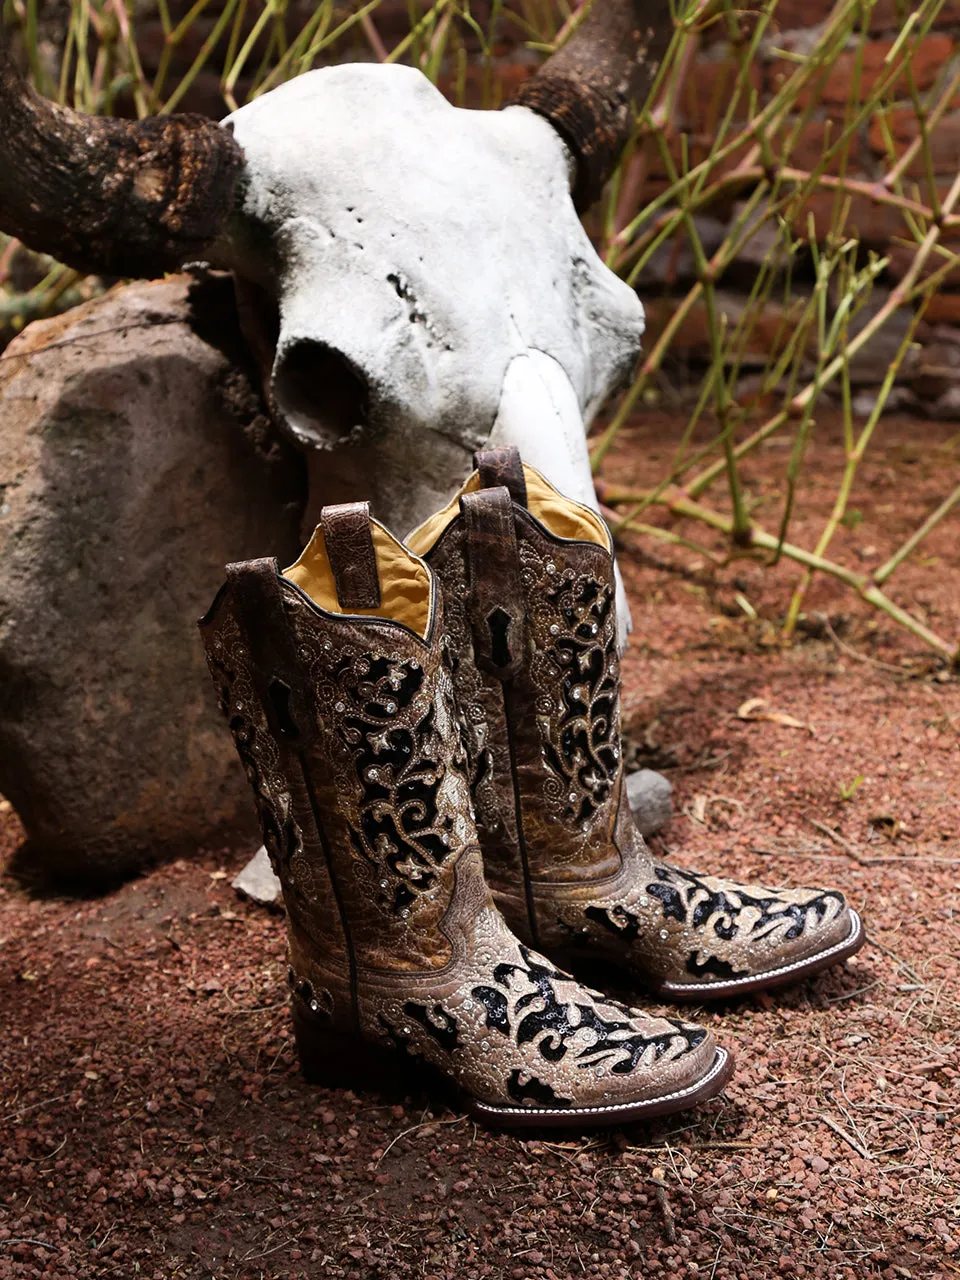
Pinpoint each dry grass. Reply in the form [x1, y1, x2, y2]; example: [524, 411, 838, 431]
[3, 0, 960, 656]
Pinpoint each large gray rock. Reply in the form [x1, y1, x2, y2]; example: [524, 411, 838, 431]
[0, 274, 305, 881]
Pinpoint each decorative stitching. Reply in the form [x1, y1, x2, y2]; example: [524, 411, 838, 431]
[472, 1048, 730, 1117]
[658, 912, 863, 993]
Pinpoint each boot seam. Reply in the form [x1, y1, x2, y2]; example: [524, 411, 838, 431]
[504, 679, 541, 948]
[298, 749, 361, 1034]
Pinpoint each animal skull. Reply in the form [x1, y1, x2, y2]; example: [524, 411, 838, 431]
[0, 2, 674, 637]
[223, 64, 643, 627]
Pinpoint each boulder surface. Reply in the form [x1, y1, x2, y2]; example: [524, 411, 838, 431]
[0, 274, 305, 880]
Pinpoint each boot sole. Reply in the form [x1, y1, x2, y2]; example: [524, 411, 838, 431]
[650, 909, 866, 1003]
[466, 1046, 734, 1129]
[550, 910, 865, 1005]
[292, 1002, 734, 1130]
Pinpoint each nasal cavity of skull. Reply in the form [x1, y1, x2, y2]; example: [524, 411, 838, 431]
[273, 340, 369, 447]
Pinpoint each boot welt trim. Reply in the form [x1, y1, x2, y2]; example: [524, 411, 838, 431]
[467, 1046, 734, 1129]
[652, 909, 865, 1002]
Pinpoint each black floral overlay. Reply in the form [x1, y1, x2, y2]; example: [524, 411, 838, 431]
[403, 1001, 460, 1051]
[334, 654, 466, 915]
[506, 1071, 573, 1108]
[474, 946, 704, 1075]
[206, 632, 304, 885]
[584, 903, 641, 942]
[540, 574, 620, 829]
[648, 865, 844, 947]
[580, 865, 845, 981]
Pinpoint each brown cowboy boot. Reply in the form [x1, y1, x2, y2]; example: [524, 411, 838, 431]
[199, 502, 733, 1127]
[406, 449, 865, 1002]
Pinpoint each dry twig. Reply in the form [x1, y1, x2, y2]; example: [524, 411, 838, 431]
[818, 1114, 872, 1161]
[806, 818, 873, 866]
[650, 1170, 677, 1244]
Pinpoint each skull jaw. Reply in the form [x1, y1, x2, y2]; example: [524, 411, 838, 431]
[487, 351, 632, 649]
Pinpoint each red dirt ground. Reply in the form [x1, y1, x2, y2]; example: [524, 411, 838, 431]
[1, 413, 958, 1279]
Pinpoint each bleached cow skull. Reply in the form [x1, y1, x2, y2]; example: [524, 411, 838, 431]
[227, 63, 642, 527]
[0, 1, 672, 636]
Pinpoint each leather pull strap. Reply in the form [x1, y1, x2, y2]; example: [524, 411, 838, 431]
[226, 557, 316, 746]
[320, 502, 381, 610]
[460, 487, 526, 680]
[473, 446, 528, 508]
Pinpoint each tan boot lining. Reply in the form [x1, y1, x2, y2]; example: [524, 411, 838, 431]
[405, 463, 611, 556]
[284, 521, 433, 639]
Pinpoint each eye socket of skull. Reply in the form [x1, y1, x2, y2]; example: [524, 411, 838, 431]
[272, 339, 370, 449]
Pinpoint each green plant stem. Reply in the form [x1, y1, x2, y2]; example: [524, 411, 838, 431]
[590, 278, 705, 471]
[161, 0, 240, 113]
[884, 64, 960, 188]
[781, 294, 930, 637]
[613, 0, 864, 254]
[603, 484, 958, 662]
[873, 482, 960, 586]
[608, 515, 724, 564]
[222, 0, 276, 98]
[685, 235, 960, 503]
[620, 167, 960, 284]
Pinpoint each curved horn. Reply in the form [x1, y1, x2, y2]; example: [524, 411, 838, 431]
[514, 0, 675, 211]
[0, 29, 244, 278]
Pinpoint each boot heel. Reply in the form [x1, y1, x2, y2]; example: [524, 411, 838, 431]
[292, 1002, 415, 1093]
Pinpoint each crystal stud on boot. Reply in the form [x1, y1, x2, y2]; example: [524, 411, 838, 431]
[199, 501, 733, 1126]
[406, 448, 865, 1002]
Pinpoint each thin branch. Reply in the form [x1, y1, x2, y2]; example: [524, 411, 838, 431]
[819, 1114, 872, 1161]
[605, 483, 959, 662]
[873, 482, 960, 586]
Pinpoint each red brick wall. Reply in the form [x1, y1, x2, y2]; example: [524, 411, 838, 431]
[632, 1, 960, 410]
[648, 10, 960, 243]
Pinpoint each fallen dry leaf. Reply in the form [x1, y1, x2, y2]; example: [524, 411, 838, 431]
[685, 793, 745, 829]
[737, 696, 812, 732]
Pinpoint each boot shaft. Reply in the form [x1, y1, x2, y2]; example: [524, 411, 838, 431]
[409, 453, 862, 1005]
[407, 451, 631, 938]
[200, 504, 483, 991]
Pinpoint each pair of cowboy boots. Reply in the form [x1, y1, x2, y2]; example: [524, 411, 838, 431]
[200, 448, 863, 1130]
